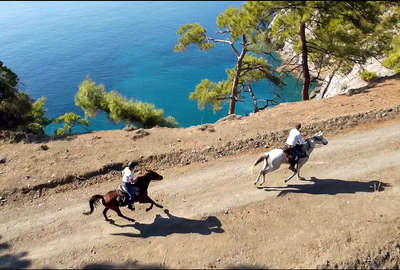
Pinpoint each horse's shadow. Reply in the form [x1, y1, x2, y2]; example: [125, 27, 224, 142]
[111, 209, 224, 238]
[261, 177, 391, 197]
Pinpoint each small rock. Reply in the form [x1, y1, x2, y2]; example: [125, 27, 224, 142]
[0, 158, 6, 164]
[177, 138, 181, 142]
[26, 176, 30, 179]
[216, 114, 242, 123]
[40, 145, 49, 151]
[132, 129, 150, 140]
[123, 124, 136, 131]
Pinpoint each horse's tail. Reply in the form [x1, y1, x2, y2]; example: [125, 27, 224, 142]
[82, 194, 104, 215]
[250, 154, 269, 174]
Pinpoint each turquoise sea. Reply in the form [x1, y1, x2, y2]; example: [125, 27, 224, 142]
[0, 1, 304, 134]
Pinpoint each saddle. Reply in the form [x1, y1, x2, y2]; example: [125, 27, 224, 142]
[116, 185, 140, 207]
[282, 144, 308, 160]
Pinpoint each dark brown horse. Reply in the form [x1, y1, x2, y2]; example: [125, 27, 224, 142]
[83, 169, 164, 222]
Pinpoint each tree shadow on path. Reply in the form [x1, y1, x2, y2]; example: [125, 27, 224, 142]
[261, 177, 391, 197]
[82, 261, 265, 269]
[111, 209, 224, 238]
[0, 235, 31, 269]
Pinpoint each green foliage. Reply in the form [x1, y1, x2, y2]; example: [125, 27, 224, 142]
[360, 70, 377, 82]
[189, 55, 283, 113]
[239, 55, 284, 87]
[175, 4, 284, 114]
[74, 76, 107, 118]
[189, 79, 230, 113]
[30, 97, 52, 130]
[74, 77, 178, 128]
[384, 34, 400, 73]
[174, 23, 215, 52]
[0, 61, 51, 133]
[54, 112, 90, 135]
[244, 1, 399, 99]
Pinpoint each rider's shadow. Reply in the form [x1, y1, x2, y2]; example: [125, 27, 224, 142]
[111, 209, 224, 238]
[263, 177, 391, 197]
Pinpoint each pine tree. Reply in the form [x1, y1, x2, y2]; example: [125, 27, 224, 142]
[174, 6, 283, 115]
[245, 1, 398, 99]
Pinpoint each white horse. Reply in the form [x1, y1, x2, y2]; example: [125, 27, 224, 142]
[251, 131, 328, 186]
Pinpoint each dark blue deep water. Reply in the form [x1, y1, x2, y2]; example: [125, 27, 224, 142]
[0, 1, 303, 134]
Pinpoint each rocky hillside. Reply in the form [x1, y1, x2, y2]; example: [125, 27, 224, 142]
[0, 75, 400, 205]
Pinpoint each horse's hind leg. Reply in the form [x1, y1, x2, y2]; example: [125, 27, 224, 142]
[103, 207, 110, 222]
[260, 167, 272, 186]
[255, 159, 268, 186]
[110, 205, 135, 222]
[254, 171, 262, 185]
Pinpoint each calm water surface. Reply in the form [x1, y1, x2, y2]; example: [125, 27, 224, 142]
[0, 1, 303, 134]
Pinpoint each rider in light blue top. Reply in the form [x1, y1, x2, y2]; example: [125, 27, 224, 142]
[122, 161, 138, 211]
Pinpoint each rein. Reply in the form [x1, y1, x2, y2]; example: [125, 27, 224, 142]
[305, 137, 313, 149]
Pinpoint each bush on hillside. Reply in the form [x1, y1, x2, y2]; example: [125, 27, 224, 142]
[360, 70, 377, 82]
[75, 76, 178, 128]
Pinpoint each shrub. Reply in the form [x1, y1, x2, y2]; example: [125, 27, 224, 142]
[360, 70, 376, 82]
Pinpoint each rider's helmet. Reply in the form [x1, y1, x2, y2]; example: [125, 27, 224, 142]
[128, 161, 138, 169]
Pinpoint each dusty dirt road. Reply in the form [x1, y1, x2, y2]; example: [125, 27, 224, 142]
[1, 119, 400, 269]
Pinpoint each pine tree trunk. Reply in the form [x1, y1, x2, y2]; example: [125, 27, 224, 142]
[247, 83, 259, 113]
[300, 22, 310, 100]
[228, 35, 247, 114]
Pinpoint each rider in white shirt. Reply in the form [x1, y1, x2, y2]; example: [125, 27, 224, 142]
[285, 123, 306, 172]
[122, 161, 138, 210]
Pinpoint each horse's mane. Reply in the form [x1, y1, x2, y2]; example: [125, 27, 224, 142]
[134, 169, 158, 186]
[134, 170, 151, 182]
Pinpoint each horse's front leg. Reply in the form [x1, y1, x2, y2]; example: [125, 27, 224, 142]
[254, 171, 261, 185]
[142, 195, 163, 212]
[296, 158, 308, 181]
[284, 170, 297, 183]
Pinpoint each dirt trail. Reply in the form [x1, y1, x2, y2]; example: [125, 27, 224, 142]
[1, 119, 400, 269]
